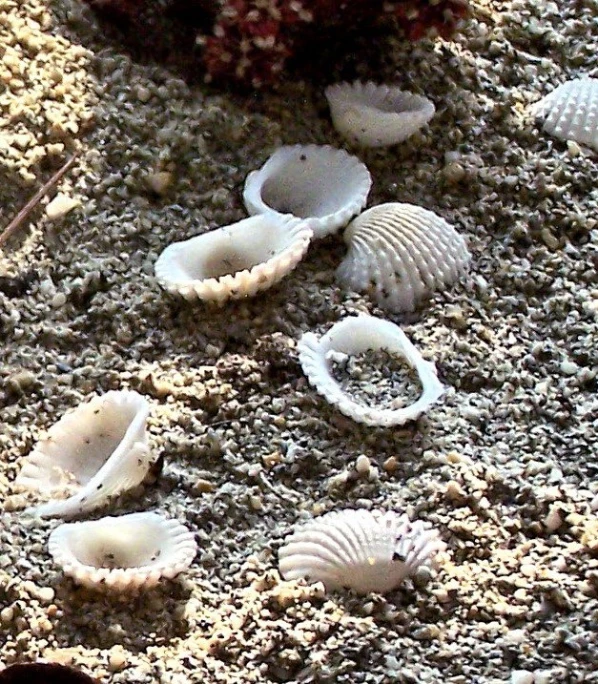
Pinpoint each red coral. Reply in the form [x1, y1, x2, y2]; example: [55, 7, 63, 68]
[81, 0, 470, 87]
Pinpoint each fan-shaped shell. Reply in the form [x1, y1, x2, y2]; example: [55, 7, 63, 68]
[155, 214, 312, 304]
[279, 509, 444, 594]
[0, 663, 97, 684]
[297, 315, 444, 427]
[243, 144, 372, 239]
[48, 512, 198, 591]
[532, 77, 598, 151]
[336, 202, 470, 313]
[325, 81, 436, 147]
[15, 390, 153, 518]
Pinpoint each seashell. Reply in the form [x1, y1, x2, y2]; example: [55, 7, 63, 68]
[243, 144, 372, 239]
[279, 508, 445, 594]
[0, 663, 98, 684]
[155, 214, 312, 304]
[48, 512, 198, 591]
[297, 315, 444, 427]
[325, 81, 436, 147]
[336, 202, 470, 312]
[15, 390, 153, 518]
[532, 77, 598, 151]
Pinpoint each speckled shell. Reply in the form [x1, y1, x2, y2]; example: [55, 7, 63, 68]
[279, 509, 444, 594]
[533, 77, 598, 151]
[15, 390, 153, 518]
[155, 214, 312, 305]
[336, 202, 470, 313]
[297, 315, 444, 427]
[325, 81, 436, 147]
[243, 144, 372, 238]
[48, 512, 198, 591]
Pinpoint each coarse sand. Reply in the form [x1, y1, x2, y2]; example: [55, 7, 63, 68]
[0, 0, 597, 682]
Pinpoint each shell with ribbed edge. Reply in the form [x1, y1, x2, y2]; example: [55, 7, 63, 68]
[336, 202, 470, 313]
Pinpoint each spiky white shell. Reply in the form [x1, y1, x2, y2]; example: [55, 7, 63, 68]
[48, 512, 197, 591]
[336, 202, 470, 313]
[297, 315, 444, 427]
[15, 390, 153, 518]
[325, 81, 436, 147]
[155, 214, 312, 305]
[243, 144, 372, 239]
[532, 77, 598, 151]
[279, 509, 444, 594]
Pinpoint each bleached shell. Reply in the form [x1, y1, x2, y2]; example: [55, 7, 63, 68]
[325, 81, 436, 147]
[279, 509, 445, 594]
[336, 202, 471, 313]
[15, 390, 153, 518]
[532, 77, 598, 151]
[48, 512, 197, 591]
[154, 214, 312, 304]
[243, 144, 372, 239]
[297, 315, 444, 427]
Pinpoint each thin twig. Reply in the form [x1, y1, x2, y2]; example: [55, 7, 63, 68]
[0, 151, 80, 248]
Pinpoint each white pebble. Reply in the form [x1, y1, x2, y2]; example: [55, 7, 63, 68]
[511, 670, 534, 684]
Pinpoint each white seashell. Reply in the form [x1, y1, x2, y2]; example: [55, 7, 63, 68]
[154, 214, 312, 305]
[15, 390, 153, 518]
[297, 315, 444, 427]
[336, 202, 470, 313]
[243, 144, 372, 239]
[48, 512, 197, 591]
[532, 77, 598, 151]
[279, 508, 445, 594]
[325, 81, 436, 147]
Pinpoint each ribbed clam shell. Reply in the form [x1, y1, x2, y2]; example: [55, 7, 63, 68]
[325, 81, 436, 147]
[48, 512, 197, 591]
[336, 202, 471, 313]
[243, 144, 372, 238]
[279, 509, 444, 594]
[155, 214, 312, 305]
[15, 390, 153, 518]
[297, 315, 444, 427]
[533, 77, 598, 151]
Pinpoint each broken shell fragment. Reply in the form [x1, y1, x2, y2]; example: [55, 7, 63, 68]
[297, 315, 443, 427]
[15, 390, 153, 518]
[336, 202, 470, 313]
[154, 214, 312, 304]
[532, 77, 598, 151]
[243, 144, 371, 238]
[279, 508, 445, 594]
[48, 512, 197, 591]
[325, 81, 436, 147]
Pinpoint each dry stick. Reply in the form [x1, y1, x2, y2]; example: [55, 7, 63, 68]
[0, 151, 80, 248]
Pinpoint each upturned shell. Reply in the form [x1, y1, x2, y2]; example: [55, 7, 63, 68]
[279, 508, 445, 594]
[532, 77, 598, 151]
[336, 202, 470, 312]
[297, 315, 444, 427]
[155, 214, 312, 305]
[48, 512, 198, 591]
[15, 390, 153, 518]
[243, 144, 372, 238]
[325, 81, 436, 147]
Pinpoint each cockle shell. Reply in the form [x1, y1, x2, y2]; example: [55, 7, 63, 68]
[532, 77, 598, 151]
[48, 512, 197, 591]
[154, 214, 312, 305]
[15, 390, 153, 518]
[243, 144, 372, 238]
[279, 508, 445, 594]
[325, 81, 436, 147]
[336, 202, 470, 313]
[297, 315, 444, 427]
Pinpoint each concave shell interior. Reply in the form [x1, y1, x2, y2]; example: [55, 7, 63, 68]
[243, 144, 372, 239]
[297, 315, 444, 427]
